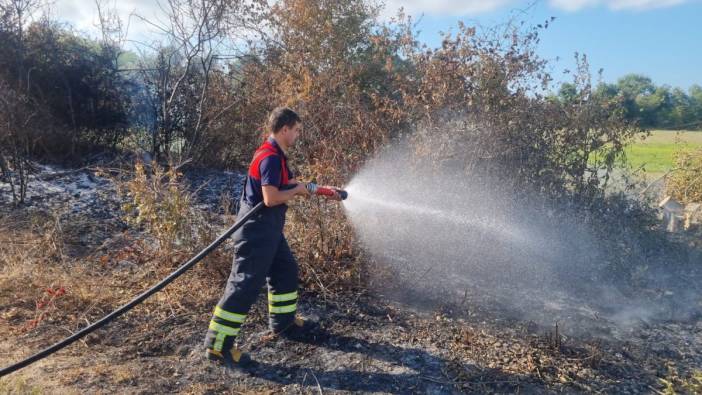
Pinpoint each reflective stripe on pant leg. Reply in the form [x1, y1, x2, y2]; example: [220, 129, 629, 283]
[268, 291, 298, 314]
[268, 291, 297, 303]
[213, 332, 226, 352]
[208, 320, 242, 351]
[269, 303, 297, 314]
[214, 306, 246, 323]
[209, 321, 240, 336]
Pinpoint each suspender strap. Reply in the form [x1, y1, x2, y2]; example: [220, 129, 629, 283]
[248, 141, 289, 186]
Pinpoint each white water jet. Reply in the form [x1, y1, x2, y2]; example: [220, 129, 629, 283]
[339, 140, 698, 336]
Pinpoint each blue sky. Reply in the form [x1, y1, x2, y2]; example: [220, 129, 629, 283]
[387, 0, 702, 89]
[51, 0, 701, 89]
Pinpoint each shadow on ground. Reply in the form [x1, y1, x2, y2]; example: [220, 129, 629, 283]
[225, 327, 547, 394]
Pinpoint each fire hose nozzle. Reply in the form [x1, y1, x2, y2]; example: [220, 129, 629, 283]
[306, 183, 348, 200]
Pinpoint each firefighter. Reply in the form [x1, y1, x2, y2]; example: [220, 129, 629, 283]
[204, 107, 341, 368]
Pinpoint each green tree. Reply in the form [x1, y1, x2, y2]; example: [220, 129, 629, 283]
[666, 87, 695, 128]
[635, 85, 671, 127]
[594, 82, 619, 101]
[688, 84, 702, 128]
[557, 82, 578, 103]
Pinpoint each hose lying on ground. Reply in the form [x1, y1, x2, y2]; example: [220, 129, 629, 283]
[0, 202, 265, 378]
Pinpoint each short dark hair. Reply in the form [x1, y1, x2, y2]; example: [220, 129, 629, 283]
[268, 107, 301, 134]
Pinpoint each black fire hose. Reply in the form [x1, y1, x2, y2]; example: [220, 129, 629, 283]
[0, 202, 265, 378]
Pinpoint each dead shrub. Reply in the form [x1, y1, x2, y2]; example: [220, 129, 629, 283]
[118, 161, 207, 252]
[666, 147, 702, 204]
[215, 1, 643, 293]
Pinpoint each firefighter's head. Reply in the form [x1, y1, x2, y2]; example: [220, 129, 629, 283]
[268, 107, 301, 149]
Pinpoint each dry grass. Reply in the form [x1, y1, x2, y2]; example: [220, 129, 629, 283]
[0, 211, 110, 337]
[117, 161, 208, 252]
[0, 183, 234, 390]
[660, 365, 702, 395]
[2, 199, 700, 394]
[666, 147, 702, 204]
[0, 375, 44, 394]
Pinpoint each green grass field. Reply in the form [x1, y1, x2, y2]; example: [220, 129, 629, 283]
[623, 130, 702, 178]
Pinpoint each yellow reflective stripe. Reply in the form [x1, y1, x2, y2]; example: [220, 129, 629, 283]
[213, 332, 226, 352]
[214, 306, 246, 323]
[268, 291, 298, 302]
[269, 303, 297, 314]
[209, 321, 240, 336]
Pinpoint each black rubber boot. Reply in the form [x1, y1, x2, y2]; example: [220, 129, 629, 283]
[205, 347, 253, 370]
[275, 317, 321, 341]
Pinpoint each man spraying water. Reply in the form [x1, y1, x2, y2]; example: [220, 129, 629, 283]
[204, 107, 346, 368]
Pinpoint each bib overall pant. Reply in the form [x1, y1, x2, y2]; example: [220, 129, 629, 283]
[203, 200, 299, 353]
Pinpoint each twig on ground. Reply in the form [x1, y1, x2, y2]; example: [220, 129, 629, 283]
[309, 369, 323, 395]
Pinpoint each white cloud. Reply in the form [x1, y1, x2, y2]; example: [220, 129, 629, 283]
[45, 0, 696, 38]
[381, 0, 515, 18]
[548, 0, 599, 12]
[548, 0, 689, 12]
[379, 0, 691, 19]
[53, 0, 517, 36]
[47, 0, 164, 43]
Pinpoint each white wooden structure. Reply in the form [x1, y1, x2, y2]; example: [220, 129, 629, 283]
[659, 196, 685, 232]
[684, 203, 701, 230]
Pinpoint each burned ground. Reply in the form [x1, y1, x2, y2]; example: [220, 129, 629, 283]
[1, 163, 701, 394]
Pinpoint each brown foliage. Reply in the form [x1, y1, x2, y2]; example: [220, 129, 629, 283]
[208, 1, 640, 291]
[0, 0, 645, 291]
[666, 147, 702, 204]
[224, 0, 405, 292]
